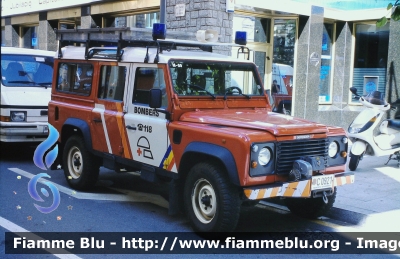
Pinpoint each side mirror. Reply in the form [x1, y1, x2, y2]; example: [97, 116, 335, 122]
[149, 88, 162, 109]
[350, 87, 358, 95]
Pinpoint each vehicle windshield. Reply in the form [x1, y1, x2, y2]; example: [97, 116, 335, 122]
[169, 60, 263, 98]
[1, 54, 54, 87]
[364, 91, 387, 106]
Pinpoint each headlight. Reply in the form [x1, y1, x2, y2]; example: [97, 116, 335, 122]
[10, 111, 26, 122]
[348, 127, 361, 134]
[328, 141, 339, 158]
[258, 147, 271, 166]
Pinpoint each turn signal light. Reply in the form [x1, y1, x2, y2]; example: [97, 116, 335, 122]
[0, 116, 10, 122]
[251, 160, 258, 168]
[341, 151, 347, 158]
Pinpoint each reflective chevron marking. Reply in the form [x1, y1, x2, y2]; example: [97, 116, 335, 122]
[244, 174, 354, 200]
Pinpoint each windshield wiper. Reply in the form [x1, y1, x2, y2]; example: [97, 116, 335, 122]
[224, 86, 251, 100]
[37, 82, 52, 89]
[184, 83, 216, 99]
[6, 81, 34, 84]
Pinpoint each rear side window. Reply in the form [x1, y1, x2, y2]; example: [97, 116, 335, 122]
[1, 54, 54, 87]
[56, 63, 93, 96]
[98, 65, 126, 101]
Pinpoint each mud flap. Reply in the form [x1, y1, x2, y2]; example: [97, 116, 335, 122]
[168, 179, 184, 216]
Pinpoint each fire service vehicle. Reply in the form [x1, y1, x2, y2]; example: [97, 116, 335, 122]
[48, 24, 354, 232]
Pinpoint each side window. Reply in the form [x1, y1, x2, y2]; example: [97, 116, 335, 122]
[98, 65, 126, 101]
[57, 63, 93, 96]
[133, 67, 167, 107]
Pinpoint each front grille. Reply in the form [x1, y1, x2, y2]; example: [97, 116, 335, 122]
[275, 138, 328, 174]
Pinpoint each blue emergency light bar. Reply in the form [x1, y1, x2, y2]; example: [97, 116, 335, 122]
[235, 31, 247, 45]
[152, 23, 167, 40]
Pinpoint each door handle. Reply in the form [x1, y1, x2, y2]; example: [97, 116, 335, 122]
[126, 125, 136, 130]
[93, 118, 102, 123]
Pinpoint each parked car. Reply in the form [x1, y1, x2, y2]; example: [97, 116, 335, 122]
[1, 47, 55, 142]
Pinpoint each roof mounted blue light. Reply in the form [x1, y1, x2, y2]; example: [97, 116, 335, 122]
[152, 23, 167, 40]
[235, 31, 247, 45]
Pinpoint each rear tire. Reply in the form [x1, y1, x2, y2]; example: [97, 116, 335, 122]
[63, 135, 100, 190]
[349, 152, 361, 171]
[285, 187, 336, 219]
[184, 162, 241, 232]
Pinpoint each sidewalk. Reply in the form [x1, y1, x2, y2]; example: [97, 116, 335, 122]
[331, 154, 400, 231]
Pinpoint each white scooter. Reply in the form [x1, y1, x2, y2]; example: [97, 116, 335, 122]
[347, 87, 400, 171]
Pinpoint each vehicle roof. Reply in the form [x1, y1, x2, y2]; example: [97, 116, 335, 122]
[1, 47, 56, 57]
[58, 46, 254, 64]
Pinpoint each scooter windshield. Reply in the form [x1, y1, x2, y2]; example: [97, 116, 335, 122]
[364, 91, 387, 105]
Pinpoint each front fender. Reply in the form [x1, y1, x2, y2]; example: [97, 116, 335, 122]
[351, 141, 367, 156]
[181, 142, 240, 186]
[63, 118, 93, 151]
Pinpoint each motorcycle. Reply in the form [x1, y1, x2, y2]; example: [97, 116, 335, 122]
[347, 87, 400, 171]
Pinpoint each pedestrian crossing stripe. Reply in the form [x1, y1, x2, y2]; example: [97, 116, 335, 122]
[244, 174, 355, 200]
[334, 174, 355, 186]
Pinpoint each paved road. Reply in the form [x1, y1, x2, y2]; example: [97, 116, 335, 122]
[333, 154, 400, 232]
[1, 143, 399, 258]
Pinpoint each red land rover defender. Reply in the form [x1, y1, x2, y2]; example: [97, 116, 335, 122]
[49, 25, 354, 232]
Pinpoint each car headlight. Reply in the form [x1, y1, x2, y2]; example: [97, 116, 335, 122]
[328, 141, 339, 158]
[10, 111, 26, 122]
[258, 147, 271, 166]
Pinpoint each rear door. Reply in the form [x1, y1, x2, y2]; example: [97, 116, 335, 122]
[92, 62, 130, 157]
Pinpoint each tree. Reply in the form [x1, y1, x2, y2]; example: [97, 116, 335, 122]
[376, 1, 400, 27]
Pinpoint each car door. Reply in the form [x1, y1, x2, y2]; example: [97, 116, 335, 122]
[91, 62, 130, 157]
[124, 64, 173, 170]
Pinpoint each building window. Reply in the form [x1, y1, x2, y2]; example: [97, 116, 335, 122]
[351, 23, 389, 102]
[59, 21, 80, 30]
[20, 26, 39, 49]
[319, 23, 334, 103]
[233, 15, 271, 43]
[272, 19, 296, 94]
[112, 12, 160, 28]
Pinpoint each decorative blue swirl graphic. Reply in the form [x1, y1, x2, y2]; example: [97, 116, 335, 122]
[28, 173, 61, 214]
[33, 123, 59, 170]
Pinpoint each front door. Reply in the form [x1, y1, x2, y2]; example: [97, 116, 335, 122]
[124, 64, 171, 169]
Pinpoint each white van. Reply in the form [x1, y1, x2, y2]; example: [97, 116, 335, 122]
[272, 63, 293, 95]
[1, 47, 55, 142]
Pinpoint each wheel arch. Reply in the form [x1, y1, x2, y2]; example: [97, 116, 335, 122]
[50, 118, 93, 170]
[61, 118, 93, 151]
[178, 142, 240, 186]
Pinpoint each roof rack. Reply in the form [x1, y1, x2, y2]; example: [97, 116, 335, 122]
[55, 27, 236, 62]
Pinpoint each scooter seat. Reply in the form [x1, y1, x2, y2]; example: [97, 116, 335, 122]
[387, 119, 400, 130]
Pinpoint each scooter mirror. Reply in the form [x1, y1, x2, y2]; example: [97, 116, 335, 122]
[350, 87, 358, 95]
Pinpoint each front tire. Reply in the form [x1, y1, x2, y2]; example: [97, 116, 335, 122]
[349, 152, 361, 171]
[285, 187, 337, 219]
[63, 135, 100, 190]
[184, 162, 241, 232]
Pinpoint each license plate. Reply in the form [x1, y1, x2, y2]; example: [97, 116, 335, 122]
[311, 175, 334, 190]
